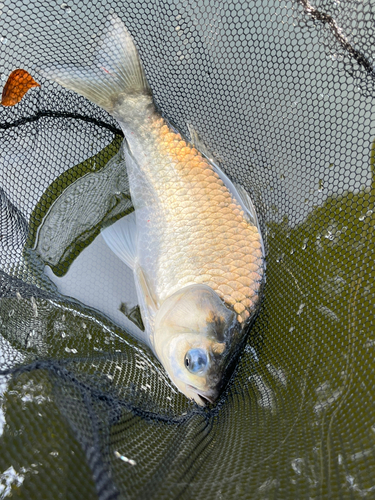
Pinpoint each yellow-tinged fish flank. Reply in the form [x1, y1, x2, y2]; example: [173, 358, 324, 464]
[40, 14, 265, 405]
[148, 116, 263, 323]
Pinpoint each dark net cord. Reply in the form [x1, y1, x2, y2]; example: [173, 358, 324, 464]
[0, 110, 123, 137]
[298, 0, 375, 77]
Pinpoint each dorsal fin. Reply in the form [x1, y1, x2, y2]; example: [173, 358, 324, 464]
[188, 123, 264, 256]
[187, 124, 261, 228]
[187, 123, 218, 163]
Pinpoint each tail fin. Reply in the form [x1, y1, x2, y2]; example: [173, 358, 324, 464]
[38, 15, 150, 112]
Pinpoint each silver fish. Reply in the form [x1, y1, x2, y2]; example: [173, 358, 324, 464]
[40, 15, 264, 405]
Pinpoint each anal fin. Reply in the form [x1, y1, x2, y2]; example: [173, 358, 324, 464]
[101, 211, 137, 269]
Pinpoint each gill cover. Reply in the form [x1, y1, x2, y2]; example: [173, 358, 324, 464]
[154, 284, 236, 343]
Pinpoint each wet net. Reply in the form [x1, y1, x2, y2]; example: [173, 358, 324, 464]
[0, 1, 374, 499]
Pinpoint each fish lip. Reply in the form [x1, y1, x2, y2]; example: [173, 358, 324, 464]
[188, 385, 217, 405]
[198, 393, 214, 405]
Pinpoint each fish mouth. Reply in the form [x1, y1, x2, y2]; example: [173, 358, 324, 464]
[197, 393, 214, 405]
[188, 385, 217, 405]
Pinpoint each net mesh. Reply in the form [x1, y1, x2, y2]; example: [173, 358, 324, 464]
[0, 1, 374, 499]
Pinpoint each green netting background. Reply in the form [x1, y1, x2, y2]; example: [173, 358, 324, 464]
[0, 0, 374, 499]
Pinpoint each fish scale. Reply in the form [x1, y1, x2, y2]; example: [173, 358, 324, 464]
[143, 116, 263, 322]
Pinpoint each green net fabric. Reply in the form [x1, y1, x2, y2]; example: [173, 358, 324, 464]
[0, 1, 374, 499]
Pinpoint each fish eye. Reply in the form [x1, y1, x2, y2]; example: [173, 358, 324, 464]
[184, 349, 208, 374]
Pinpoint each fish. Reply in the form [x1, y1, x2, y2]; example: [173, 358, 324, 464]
[1, 69, 40, 106]
[39, 15, 264, 405]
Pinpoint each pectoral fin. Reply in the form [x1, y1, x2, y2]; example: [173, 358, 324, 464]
[135, 267, 158, 313]
[133, 266, 159, 352]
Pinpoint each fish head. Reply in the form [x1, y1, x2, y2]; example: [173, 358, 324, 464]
[154, 284, 238, 406]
